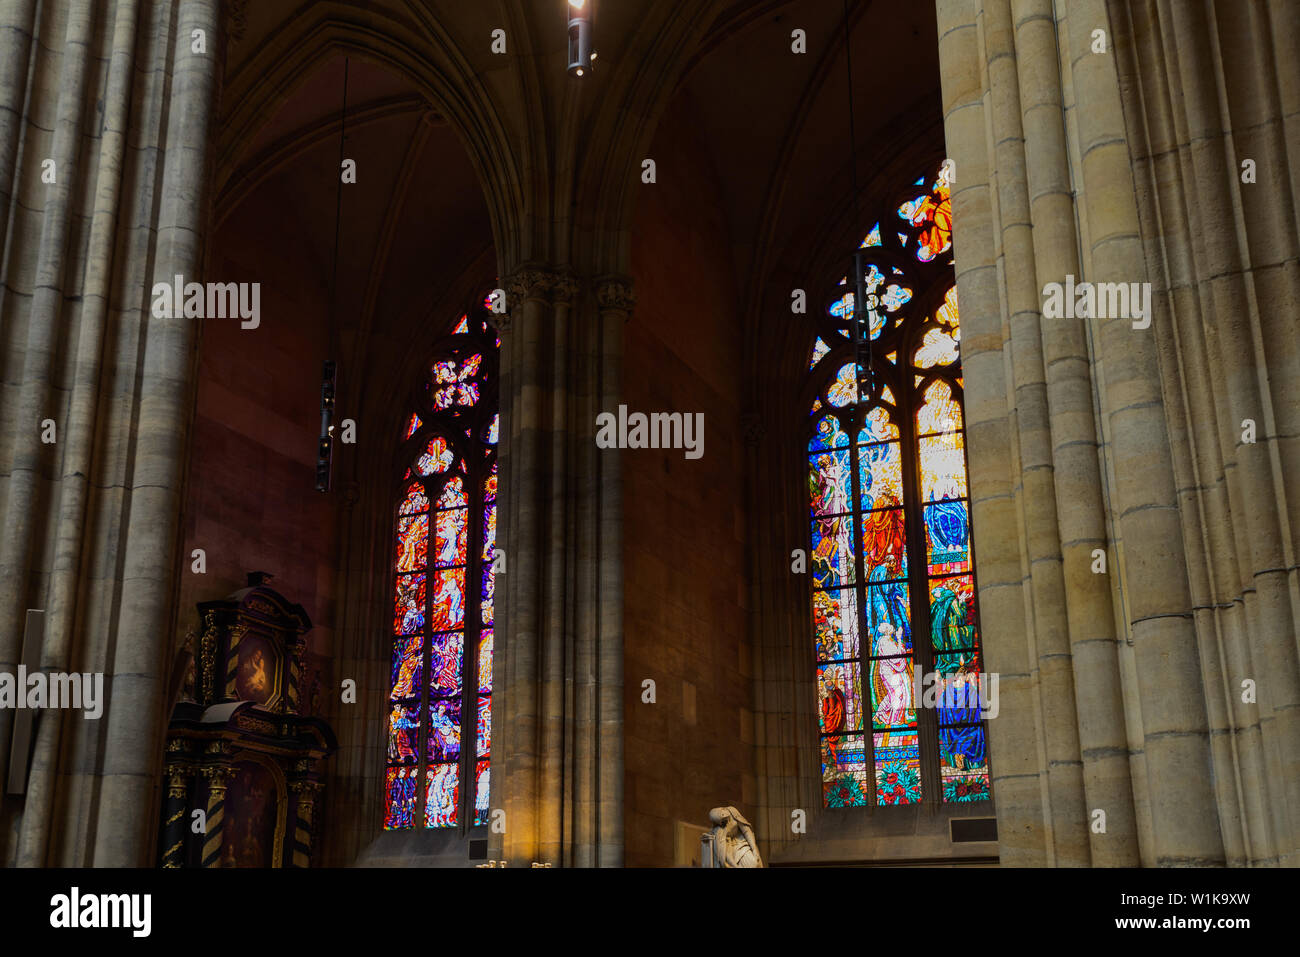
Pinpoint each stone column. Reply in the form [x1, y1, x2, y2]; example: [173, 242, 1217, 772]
[491, 266, 626, 867]
[594, 276, 633, 868]
[0, 0, 223, 866]
[1108, 0, 1300, 865]
[935, 0, 1300, 866]
[980, 0, 1090, 866]
[1011, 0, 1137, 864]
[937, 0, 1051, 865]
[1064, 0, 1224, 867]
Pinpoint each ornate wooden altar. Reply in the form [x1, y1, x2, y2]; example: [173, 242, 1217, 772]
[159, 573, 337, 867]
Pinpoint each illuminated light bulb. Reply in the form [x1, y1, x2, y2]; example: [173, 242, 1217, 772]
[567, 0, 591, 76]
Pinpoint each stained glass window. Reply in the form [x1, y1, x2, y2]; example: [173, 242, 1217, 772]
[808, 161, 989, 809]
[386, 296, 499, 830]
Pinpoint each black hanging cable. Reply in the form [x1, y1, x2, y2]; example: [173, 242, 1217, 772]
[841, 0, 871, 402]
[316, 58, 349, 493]
[327, 57, 349, 361]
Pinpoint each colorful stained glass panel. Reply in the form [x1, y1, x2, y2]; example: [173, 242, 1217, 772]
[858, 441, 903, 510]
[478, 629, 493, 693]
[935, 666, 983, 726]
[809, 414, 850, 451]
[482, 503, 497, 561]
[399, 482, 428, 515]
[940, 725, 989, 803]
[937, 285, 959, 328]
[809, 447, 853, 516]
[417, 437, 456, 475]
[930, 575, 978, 651]
[864, 581, 912, 655]
[813, 587, 860, 662]
[821, 734, 869, 808]
[430, 568, 466, 631]
[857, 405, 898, 443]
[434, 507, 468, 567]
[917, 379, 963, 435]
[481, 562, 494, 626]
[869, 657, 916, 730]
[438, 475, 468, 508]
[810, 337, 832, 370]
[914, 326, 959, 368]
[811, 513, 855, 588]
[874, 730, 922, 804]
[919, 431, 967, 501]
[424, 764, 459, 828]
[474, 761, 491, 825]
[428, 630, 463, 696]
[818, 662, 862, 734]
[427, 697, 461, 761]
[395, 514, 428, 572]
[826, 362, 859, 407]
[387, 702, 420, 764]
[861, 507, 907, 581]
[476, 695, 491, 758]
[924, 500, 970, 574]
[384, 767, 418, 830]
[393, 574, 425, 635]
[390, 634, 423, 700]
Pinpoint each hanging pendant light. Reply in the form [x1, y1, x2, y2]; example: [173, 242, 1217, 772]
[568, 0, 592, 76]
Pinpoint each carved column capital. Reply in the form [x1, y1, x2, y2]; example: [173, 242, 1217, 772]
[199, 764, 235, 795]
[164, 764, 195, 799]
[595, 275, 636, 318]
[551, 271, 581, 306]
[502, 266, 585, 329]
[506, 265, 556, 311]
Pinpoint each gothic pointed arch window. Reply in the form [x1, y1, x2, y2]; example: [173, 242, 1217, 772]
[386, 292, 499, 830]
[807, 161, 990, 809]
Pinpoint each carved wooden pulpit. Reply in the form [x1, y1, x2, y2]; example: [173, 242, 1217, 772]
[159, 573, 336, 867]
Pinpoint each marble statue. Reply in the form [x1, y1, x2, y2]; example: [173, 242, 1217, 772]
[704, 806, 763, 868]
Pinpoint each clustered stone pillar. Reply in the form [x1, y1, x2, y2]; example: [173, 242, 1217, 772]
[490, 266, 629, 867]
[937, 0, 1300, 866]
[0, 0, 222, 865]
[1111, 0, 1300, 867]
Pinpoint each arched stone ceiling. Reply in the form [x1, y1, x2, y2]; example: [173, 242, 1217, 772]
[640, 0, 947, 399]
[216, 0, 739, 275]
[664, 0, 944, 308]
[211, 49, 495, 427]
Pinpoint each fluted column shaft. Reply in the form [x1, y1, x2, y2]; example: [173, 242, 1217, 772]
[492, 266, 626, 867]
[1010, 0, 1137, 864]
[0, 0, 222, 866]
[937, 0, 1264, 866]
